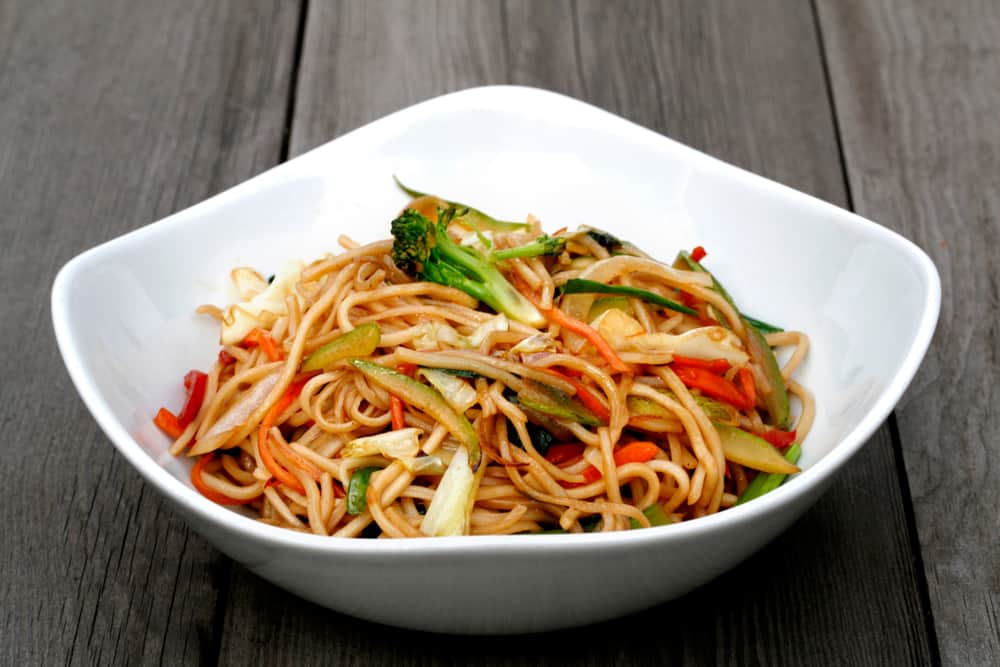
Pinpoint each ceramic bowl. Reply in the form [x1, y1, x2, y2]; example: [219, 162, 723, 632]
[51, 86, 940, 633]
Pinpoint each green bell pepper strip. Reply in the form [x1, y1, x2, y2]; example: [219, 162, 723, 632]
[347, 466, 379, 515]
[736, 442, 802, 505]
[560, 278, 696, 316]
[516, 379, 601, 427]
[715, 424, 799, 474]
[393, 175, 529, 232]
[743, 319, 791, 428]
[350, 359, 481, 470]
[301, 322, 381, 372]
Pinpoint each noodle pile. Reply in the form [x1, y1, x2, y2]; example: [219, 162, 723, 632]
[155, 197, 813, 537]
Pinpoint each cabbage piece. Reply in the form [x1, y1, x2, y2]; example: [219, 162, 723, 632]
[220, 260, 304, 344]
[398, 455, 447, 476]
[341, 428, 423, 460]
[465, 314, 508, 347]
[412, 321, 465, 350]
[412, 314, 507, 351]
[592, 309, 749, 366]
[420, 447, 481, 536]
[418, 368, 478, 413]
[511, 332, 557, 354]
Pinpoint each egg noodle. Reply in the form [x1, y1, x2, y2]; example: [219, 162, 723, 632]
[153, 185, 813, 537]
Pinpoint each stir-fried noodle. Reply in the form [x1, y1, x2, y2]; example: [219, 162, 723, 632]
[153, 187, 813, 537]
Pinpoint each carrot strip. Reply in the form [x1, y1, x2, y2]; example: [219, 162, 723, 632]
[242, 327, 284, 362]
[391, 396, 406, 430]
[614, 441, 660, 465]
[536, 368, 610, 423]
[536, 302, 630, 374]
[390, 364, 416, 430]
[191, 454, 260, 506]
[256, 377, 316, 493]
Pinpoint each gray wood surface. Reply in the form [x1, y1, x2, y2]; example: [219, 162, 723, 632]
[10, 0, 996, 663]
[817, 1, 1000, 663]
[0, 1, 300, 664]
[218, 1, 933, 663]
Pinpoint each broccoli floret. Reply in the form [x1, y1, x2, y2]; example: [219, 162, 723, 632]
[390, 210, 434, 275]
[390, 207, 546, 327]
[491, 234, 567, 261]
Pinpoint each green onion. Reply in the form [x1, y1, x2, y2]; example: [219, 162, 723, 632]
[560, 278, 696, 316]
[741, 314, 783, 334]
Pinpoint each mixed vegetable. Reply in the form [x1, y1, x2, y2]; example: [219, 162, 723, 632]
[153, 177, 806, 537]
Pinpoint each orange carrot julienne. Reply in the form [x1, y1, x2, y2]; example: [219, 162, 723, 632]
[614, 441, 660, 465]
[536, 302, 630, 374]
[391, 396, 406, 430]
[242, 327, 283, 362]
[257, 377, 317, 493]
[192, 454, 261, 506]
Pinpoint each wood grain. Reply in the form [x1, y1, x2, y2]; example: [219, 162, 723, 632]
[817, 0, 1000, 663]
[0, 1, 300, 664]
[216, 1, 935, 663]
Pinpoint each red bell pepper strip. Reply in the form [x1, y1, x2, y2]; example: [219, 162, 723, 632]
[761, 428, 797, 448]
[690, 246, 707, 262]
[536, 368, 610, 423]
[242, 328, 283, 362]
[671, 355, 731, 374]
[218, 349, 237, 366]
[673, 365, 753, 410]
[191, 453, 261, 505]
[154, 370, 208, 439]
[544, 443, 585, 465]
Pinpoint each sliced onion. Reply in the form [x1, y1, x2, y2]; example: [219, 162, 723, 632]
[189, 370, 281, 455]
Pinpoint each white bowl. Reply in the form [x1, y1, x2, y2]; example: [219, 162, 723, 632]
[51, 86, 940, 634]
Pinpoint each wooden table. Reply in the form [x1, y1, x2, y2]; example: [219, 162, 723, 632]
[3, 1, 995, 664]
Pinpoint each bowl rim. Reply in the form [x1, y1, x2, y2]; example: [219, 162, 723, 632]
[50, 84, 941, 556]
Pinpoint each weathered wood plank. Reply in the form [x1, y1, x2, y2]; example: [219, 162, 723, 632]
[0, 1, 300, 664]
[218, 1, 934, 663]
[817, 0, 1000, 663]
